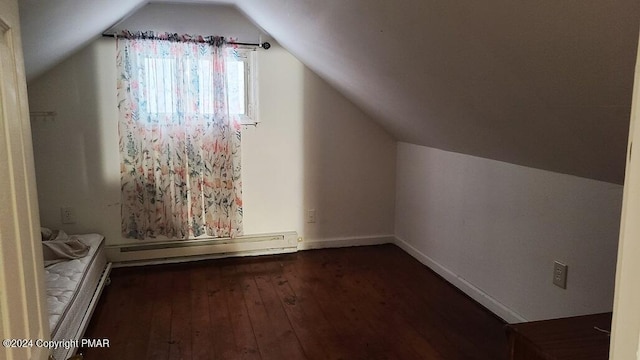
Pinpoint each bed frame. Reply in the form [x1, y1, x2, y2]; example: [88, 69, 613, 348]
[44, 234, 112, 360]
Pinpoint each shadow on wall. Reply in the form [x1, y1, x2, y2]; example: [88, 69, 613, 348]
[301, 67, 397, 244]
[29, 39, 120, 237]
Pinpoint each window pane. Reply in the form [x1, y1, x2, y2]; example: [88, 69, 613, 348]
[199, 59, 213, 114]
[144, 57, 176, 115]
[142, 54, 249, 118]
[227, 60, 245, 116]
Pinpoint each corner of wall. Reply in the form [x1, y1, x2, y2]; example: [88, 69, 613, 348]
[393, 235, 528, 323]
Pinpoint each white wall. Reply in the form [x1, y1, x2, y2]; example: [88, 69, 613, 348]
[27, 37, 396, 247]
[106, 3, 266, 44]
[395, 142, 623, 322]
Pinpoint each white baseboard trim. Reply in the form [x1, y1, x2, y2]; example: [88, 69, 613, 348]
[298, 235, 395, 250]
[394, 236, 527, 324]
[108, 233, 395, 267]
[107, 232, 298, 265]
[112, 247, 298, 268]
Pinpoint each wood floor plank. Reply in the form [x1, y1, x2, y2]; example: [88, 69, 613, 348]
[82, 269, 134, 359]
[266, 258, 340, 360]
[325, 249, 444, 360]
[144, 267, 174, 360]
[220, 263, 261, 360]
[238, 261, 284, 360]
[264, 261, 335, 360]
[84, 245, 509, 360]
[190, 264, 213, 360]
[169, 267, 193, 360]
[331, 247, 458, 358]
[370, 246, 509, 360]
[342, 246, 477, 357]
[121, 268, 155, 359]
[290, 252, 399, 360]
[301, 249, 426, 360]
[279, 257, 356, 360]
[91, 269, 155, 359]
[205, 265, 237, 360]
[251, 260, 306, 359]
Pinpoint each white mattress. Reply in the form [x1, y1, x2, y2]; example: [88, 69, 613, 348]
[45, 233, 108, 358]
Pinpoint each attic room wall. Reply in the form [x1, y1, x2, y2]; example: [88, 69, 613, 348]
[395, 142, 623, 322]
[27, 37, 396, 247]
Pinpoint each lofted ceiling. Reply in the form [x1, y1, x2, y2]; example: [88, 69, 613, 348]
[19, 0, 640, 183]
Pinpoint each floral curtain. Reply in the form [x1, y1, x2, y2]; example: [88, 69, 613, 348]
[116, 33, 243, 240]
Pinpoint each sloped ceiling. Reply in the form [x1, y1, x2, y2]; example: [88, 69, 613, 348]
[19, 0, 640, 183]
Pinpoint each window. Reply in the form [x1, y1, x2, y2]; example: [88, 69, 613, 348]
[117, 36, 243, 240]
[141, 47, 257, 125]
[227, 48, 258, 125]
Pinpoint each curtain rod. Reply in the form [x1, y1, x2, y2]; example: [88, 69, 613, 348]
[101, 32, 271, 49]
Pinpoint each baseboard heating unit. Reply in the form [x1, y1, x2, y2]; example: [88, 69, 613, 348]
[106, 232, 299, 266]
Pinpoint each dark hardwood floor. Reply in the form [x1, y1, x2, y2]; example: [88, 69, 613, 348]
[82, 244, 509, 360]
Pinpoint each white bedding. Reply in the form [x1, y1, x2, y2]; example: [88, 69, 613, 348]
[44, 233, 109, 359]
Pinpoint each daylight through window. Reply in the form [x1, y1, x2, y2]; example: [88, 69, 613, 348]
[142, 48, 257, 125]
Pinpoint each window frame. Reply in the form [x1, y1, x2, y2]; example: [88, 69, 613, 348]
[229, 47, 259, 126]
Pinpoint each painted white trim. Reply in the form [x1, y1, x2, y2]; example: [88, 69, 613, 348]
[112, 234, 395, 267]
[107, 232, 298, 263]
[0, 2, 50, 357]
[394, 236, 527, 324]
[112, 247, 298, 268]
[297, 235, 395, 250]
[610, 30, 640, 360]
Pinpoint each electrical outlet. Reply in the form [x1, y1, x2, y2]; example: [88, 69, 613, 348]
[306, 209, 316, 223]
[60, 207, 76, 224]
[553, 261, 568, 289]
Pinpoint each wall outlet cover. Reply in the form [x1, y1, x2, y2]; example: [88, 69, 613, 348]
[306, 209, 316, 223]
[61, 206, 76, 224]
[553, 261, 568, 289]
